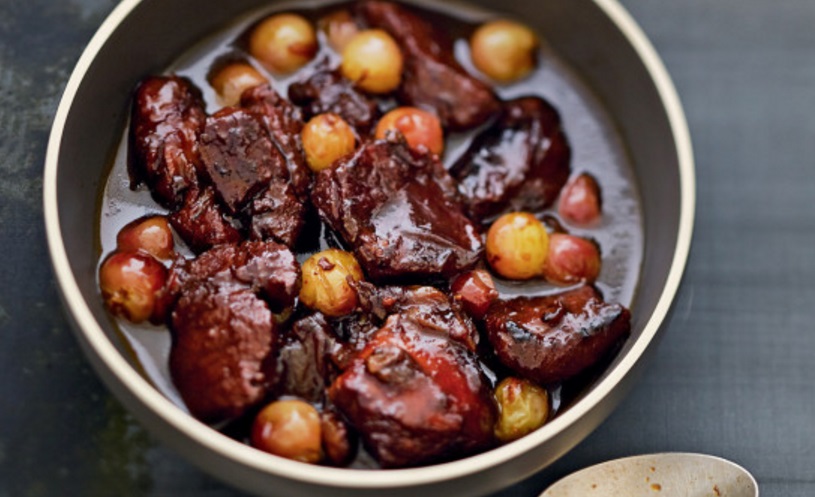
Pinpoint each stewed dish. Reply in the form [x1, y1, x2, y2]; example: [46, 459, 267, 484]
[96, 0, 643, 470]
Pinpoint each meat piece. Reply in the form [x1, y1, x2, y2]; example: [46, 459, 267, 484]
[356, 283, 479, 351]
[268, 284, 478, 401]
[197, 105, 308, 245]
[330, 312, 380, 362]
[288, 58, 379, 134]
[329, 311, 496, 467]
[312, 137, 483, 282]
[246, 181, 306, 247]
[151, 253, 190, 325]
[129, 76, 206, 209]
[484, 285, 631, 384]
[159, 239, 300, 314]
[170, 285, 274, 423]
[198, 108, 281, 214]
[451, 269, 499, 321]
[357, 1, 499, 131]
[167, 240, 301, 422]
[169, 186, 243, 254]
[241, 83, 312, 196]
[450, 96, 571, 221]
[180, 239, 301, 312]
[269, 313, 348, 403]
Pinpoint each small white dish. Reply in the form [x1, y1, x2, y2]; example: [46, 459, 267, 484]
[542, 453, 759, 497]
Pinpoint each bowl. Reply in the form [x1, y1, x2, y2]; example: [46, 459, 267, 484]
[43, 0, 694, 495]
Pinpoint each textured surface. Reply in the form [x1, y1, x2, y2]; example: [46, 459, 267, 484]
[1, 0, 814, 495]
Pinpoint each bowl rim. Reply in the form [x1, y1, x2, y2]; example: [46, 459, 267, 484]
[43, 0, 695, 489]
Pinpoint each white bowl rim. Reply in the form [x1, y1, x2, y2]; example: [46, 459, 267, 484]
[43, 0, 695, 489]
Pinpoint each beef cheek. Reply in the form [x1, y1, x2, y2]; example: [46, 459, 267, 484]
[288, 59, 380, 135]
[450, 96, 572, 222]
[241, 83, 312, 197]
[246, 181, 306, 247]
[167, 240, 300, 423]
[356, 1, 499, 131]
[269, 313, 347, 403]
[323, 283, 480, 364]
[169, 186, 243, 254]
[170, 285, 274, 423]
[163, 239, 300, 317]
[198, 107, 279, 214]
[311, 138, 483, 282]
[129, 76, 206, 209]
[484, 285, 630, 385]
[329, 311, 496, 468]
[356, 283, 480, 352]
[190, 240, 301, 312]
[199, 106, 307, 246]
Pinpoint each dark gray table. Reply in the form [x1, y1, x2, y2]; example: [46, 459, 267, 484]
[2, 0, 813, 495]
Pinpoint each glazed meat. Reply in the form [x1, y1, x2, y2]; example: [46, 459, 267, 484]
[170, 284, 274, 423]
[269, 313, 347, 403]
[167, 240, 300, 423]
[241, 83, 311, 196]
[198, 108, 281, 214]
[330, 312, 381, 361]
[484, 285, 631, 384]
[357, 1, 499, 131]
[163, 239, 301, 315]
[129, 76, 207, 209]
[329, 310, 496, 467]
[288, 59, 380, 134]
[169, 186, 243, 254]
[198, 106, 307, 245]
[312, 137, 483, 281]
[186, 240, 300, 311]
[356, 283, 479, 352]
[246, 181, 306, 247]
[450, 96, 572, 221]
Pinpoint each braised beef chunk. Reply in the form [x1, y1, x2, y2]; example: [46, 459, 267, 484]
[269, 313, 348, 403]
[329, 313, 496, 467]
[159, 240, 299, 315]
[151, 254, 191, 325]
[356, 1, 499, 131]
[450, 96, 572, 221]
[312, 138, 483, 281]
[238, 86, 311, 246]
[198, 108, 282, 214]
[167, 240, 300, 423]
[355, 283, 479, 351]
[330, 312, 381, 361]
[241, 84, 312, 196]
[288, 59, 379, 134]
[180, 239, 301, 312]
[246, 181, 306, 247]
[129, 76, 206, 209]
[169, 186, 243, 254]
[170, 285, 274, 423]
[484, 285, 631, 384]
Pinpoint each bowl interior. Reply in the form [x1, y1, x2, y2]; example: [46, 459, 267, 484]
[46, 0, 693, 495]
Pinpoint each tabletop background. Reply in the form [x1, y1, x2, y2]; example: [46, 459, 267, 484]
[2, 0, 813, 495]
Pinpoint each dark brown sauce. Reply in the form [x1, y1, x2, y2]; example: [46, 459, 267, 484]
[97, 0, 643, 468]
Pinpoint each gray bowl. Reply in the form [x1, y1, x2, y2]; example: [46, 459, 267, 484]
[43, 0, 695, 495]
